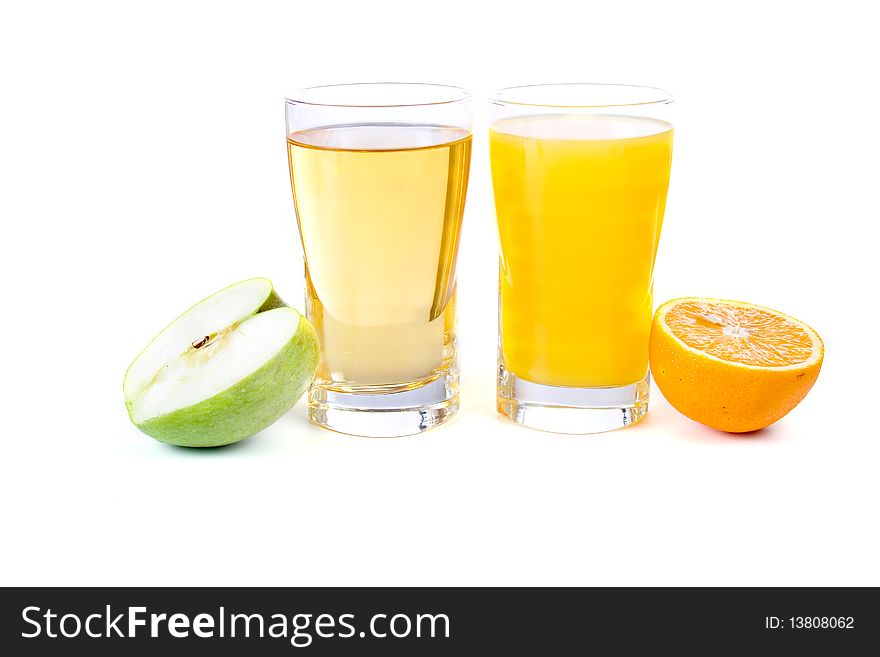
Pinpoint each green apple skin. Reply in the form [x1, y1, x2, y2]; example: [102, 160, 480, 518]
[258, 288, 286, 313]
[130, 311, 318, 447]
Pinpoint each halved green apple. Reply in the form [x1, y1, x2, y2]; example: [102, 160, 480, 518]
[123, 278, 318, 447]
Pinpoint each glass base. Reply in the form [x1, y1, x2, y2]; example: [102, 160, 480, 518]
[497, 366, 649, 434]
[308, 374, 459, 438]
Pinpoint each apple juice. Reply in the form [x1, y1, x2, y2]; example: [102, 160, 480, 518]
[287, 124, 471, 389]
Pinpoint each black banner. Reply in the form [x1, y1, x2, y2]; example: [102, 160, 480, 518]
[1, 587, 876, 653]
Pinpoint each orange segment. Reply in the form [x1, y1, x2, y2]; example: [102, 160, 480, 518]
[649, 298, 823, 432]
[663, 300, 815, 367]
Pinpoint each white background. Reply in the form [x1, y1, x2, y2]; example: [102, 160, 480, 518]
[1, 0, 878, 586]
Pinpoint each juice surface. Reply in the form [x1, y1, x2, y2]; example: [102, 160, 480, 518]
[490, 114, 673, 387]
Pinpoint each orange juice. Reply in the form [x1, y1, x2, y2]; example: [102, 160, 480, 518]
[490, 114, 673, 387]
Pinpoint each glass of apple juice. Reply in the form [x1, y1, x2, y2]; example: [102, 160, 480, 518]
[286, 83, 472, 437]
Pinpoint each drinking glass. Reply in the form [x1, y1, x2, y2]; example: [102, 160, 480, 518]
[489, 84, 673, 433]
[286, 83, 472, 437]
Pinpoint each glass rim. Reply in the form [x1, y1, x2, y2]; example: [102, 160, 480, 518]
[285, 82, 472, 109]
[489, 83, 673, 109]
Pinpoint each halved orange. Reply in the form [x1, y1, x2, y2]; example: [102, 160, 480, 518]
[649, 298, 823, 432]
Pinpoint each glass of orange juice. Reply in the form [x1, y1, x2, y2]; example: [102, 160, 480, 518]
[489, 84, 673, 433]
